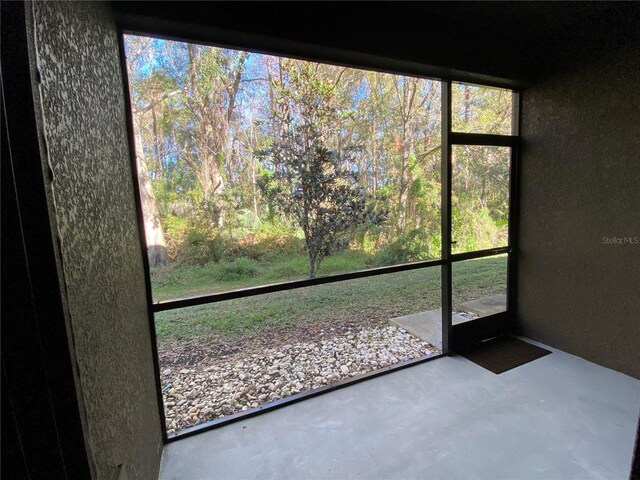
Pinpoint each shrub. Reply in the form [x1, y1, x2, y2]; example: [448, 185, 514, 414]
[225, 221, 304, 260]
[452, 205, 502, 252]
[374, 229, 437, 266]
[161, 215, 191, 260]
[179, 230, 226, 266]
[217, 257, 259, 280]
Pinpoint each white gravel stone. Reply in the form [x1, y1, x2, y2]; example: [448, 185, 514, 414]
[161, 325, 438, 432]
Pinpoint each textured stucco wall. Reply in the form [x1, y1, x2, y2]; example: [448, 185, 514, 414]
[519, 41, 640, 378]
[28, 2, 163, 478]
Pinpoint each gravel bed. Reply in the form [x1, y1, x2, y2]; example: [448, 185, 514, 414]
[161, 325, 438, 434]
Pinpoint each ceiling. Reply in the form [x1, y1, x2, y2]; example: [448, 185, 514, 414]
[113, 2, 640, 87]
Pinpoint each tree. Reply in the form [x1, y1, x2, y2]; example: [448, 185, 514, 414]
[133, 118, 169, 266]
[259, 133, 385, 278]
[184, 45, 248, 228]
[125, 36, 169, 266]
[258, 62, 385, 278]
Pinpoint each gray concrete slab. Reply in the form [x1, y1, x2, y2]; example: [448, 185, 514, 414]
[159, 339, 640, 480]
[458, 294, 507, 317]
[389, 309, 471, 349]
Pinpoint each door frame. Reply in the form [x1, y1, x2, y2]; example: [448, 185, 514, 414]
[441, 81, 521, 351]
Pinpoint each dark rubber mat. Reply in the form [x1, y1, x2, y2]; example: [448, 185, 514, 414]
[456, 336, 551, 374]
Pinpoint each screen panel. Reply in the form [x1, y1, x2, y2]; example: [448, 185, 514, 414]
[124, 34, 442, 303]
[452, 254, 508, 323]
[156, 267, 442, 435]
[451, 145, 510, 254]
[451, 82, 513, 135]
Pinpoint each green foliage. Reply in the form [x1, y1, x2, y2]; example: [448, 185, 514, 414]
[225, 220, 304, 261]
[258, 139, 386, 277]
[218, 257, 259, 279]
[258, 61, 387, 277]
[451, 83, 512, 135]
[180, 230, 227, 266]
[157, 204, 227, 266]
[161, 214, 190, 259]
[374, 229, 439, 266]
[358, 232, 379, 255]
[452, 201, 502, 252]
[128, 35, 513, 284]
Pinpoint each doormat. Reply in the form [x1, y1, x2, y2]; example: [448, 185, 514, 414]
[455, 336, 551, 374]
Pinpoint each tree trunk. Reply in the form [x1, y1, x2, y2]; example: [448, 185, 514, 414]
[464, 84, 471, 123]
[308, 256, 316, 279]
[134, 118, 167, 267]
[151, 105, 164, 179]
[186, 46, 247, 229]
[395, 78, 418, 233]
[371, 120, 378, 192]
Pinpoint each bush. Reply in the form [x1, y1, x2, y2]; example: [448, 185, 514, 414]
[179, 230, 226, 266]
[159, 208, 308, 266]
[225, 221, 304, 260]
[452, 205, 502, 252]
[162, 214, 191, 260]
[374, 229, 438, 266]
[217, 257, 259, 280]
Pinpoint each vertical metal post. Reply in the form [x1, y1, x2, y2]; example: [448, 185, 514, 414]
[441, 80, 453, 354]
[506, 91, 522, 318]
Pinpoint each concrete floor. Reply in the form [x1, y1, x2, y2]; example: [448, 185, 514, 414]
[389, 309, 471, 349]
[159, 339, 640, 480]
[458, 294, 507, 317]
[389, 295, 508, 349]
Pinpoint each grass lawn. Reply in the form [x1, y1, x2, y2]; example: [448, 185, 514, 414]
[153, 253, 507, 345]
[150, 249, 382, 302]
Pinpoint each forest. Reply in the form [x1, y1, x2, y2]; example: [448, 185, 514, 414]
[124, 35, 512, 299]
